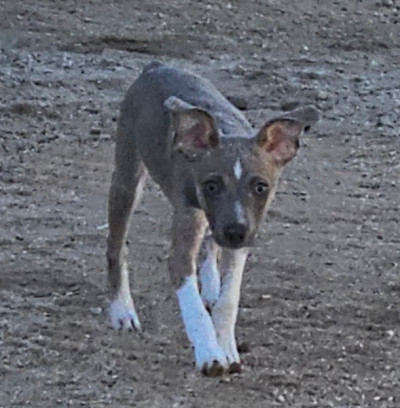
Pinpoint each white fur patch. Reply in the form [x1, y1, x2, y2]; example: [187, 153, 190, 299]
[109, 267, 141, 330]
[110, 295, 141, 331]
[177, 276, 227, 370]
[234, 201, 245, 223]
[212, 248, 248, 364]
[233, 159, 242, 180]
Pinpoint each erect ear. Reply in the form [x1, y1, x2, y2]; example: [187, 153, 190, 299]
[256, 106, 320, 166]
[164, 96, 219, 159]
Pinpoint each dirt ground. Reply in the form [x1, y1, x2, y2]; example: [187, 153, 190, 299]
[1, 0, 400, 407]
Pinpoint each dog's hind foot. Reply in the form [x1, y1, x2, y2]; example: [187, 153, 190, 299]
[109, 294, 141, 331]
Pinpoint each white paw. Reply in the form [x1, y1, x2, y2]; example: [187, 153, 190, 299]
[194, 343, 229, 376]
[177, 275, 228, 376]
[218, 333, 240, 365]
[109, 294, 141, 331]
[214, 331, 242, 373]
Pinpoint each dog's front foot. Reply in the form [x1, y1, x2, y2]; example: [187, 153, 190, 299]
[216, 333, 242, 374]
[109, 294, 141, 331]
[195, 345, 229, 377]
[201, 360, 226, 377]
[225, 344, 242, 374]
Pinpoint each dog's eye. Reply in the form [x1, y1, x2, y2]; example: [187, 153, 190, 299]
[253, 182, 269, 196]
[204, 179, 221, 195]
[205, 180, 219, 194]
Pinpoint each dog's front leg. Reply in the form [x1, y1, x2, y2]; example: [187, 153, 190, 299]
[211, 247, 248, 373]
[170, 209, 228, 376]
[199, 237, 221, 312]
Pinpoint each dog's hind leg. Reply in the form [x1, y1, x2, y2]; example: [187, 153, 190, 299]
[107, 122, 147, 331]
[211, 247, 248, 373]
[199, 236, 221, 313]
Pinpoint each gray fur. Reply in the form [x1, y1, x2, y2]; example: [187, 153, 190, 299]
[106, 61, 319, 376]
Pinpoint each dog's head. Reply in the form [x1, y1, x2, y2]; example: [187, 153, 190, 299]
[165, 96, 319, 249]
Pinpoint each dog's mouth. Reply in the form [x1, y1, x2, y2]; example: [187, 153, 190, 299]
[212, 230, 256, 250]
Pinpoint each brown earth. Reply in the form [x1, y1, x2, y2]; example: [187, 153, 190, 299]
[1, 0, 400, 407]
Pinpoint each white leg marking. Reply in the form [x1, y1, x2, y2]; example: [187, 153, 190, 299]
[177, 276, 227, 370]
[109, 266, 141, 331]
[212, 248, 248, 365]
[233, 159, 242, 180]
[200, 239, 220, 310]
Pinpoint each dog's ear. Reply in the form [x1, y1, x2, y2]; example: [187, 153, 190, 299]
[256, 106, 320, 166]
[164, 96, 219, 159]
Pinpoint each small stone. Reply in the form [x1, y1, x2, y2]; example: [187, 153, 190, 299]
[316, 91, 329, 101]
[90, 307, 102, 315]
[387, 330, 395, 338]
[90, 128, 101, 135]
[277, 395, 286, 403]
[381, 0, 394, 7]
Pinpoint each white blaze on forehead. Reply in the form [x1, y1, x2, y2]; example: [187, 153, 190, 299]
[233, 159, 242, 180]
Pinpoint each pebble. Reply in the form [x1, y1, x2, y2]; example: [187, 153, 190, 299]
[316, 90, 329, 101]
[90, 128, 101, 135]
[90, 307, 103, 315]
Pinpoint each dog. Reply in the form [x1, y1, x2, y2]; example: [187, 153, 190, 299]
[106, 61, 319, 376]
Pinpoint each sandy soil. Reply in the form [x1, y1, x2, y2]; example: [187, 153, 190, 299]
[1, 0, 400, 407]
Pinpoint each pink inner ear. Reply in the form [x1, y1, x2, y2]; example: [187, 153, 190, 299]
[263, 122, 299, 165]
[264, 124, 285, 153]
[183, 122, 209, 149]
[274, 139, 296, 161]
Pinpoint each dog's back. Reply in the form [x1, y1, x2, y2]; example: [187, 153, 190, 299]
[116, 62, 253, 190]
[124, 61, 252, 136]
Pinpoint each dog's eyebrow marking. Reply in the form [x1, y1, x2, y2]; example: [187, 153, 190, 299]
[233, 159, 242, 180]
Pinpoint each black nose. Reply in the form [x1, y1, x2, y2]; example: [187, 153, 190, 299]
[223, 223, 248, 247]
